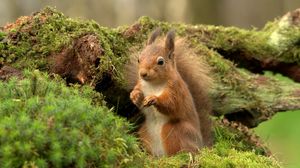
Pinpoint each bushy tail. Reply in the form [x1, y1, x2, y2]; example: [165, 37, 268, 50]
[175, 39, 213, 146]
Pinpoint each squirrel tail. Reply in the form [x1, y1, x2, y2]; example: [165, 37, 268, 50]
[124, 46, 139, 91]
[175, 39, 213, 146]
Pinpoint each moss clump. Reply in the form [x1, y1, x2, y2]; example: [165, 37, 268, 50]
[146, 122, 280, 167]
[0, 71, 144, 168]
[198, 148, 280, 168]
[149, 149, 279, 168]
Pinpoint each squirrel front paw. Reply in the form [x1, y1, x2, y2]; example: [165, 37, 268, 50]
[130, 89, 144, 107]
[143, 95, 158, 107]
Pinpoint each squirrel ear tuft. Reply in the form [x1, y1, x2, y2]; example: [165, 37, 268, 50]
[147, 28, 161, 45]
[165, 30, 175, 59]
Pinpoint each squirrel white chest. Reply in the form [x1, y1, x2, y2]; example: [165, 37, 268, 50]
[140, 80, 166, 97]
[141, 80, 168, 156]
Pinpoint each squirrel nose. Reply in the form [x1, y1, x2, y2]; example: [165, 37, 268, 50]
[140, 70, 148, 78]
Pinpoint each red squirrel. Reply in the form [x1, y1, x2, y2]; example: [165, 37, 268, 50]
[127, 28, 212, 156]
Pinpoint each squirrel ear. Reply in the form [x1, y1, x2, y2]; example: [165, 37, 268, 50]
[147, 28, 161, 45]
[165, 30, 175, 59]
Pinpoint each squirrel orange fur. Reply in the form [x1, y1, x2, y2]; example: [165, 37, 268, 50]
[126, 28, 212, 156]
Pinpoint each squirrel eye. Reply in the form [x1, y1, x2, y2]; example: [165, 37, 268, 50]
[157, 57, 165, 65]
[137, 58, 140, 63]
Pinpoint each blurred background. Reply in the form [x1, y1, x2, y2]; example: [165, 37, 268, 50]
[1, 0, 300, 28]
[1, 0, 300, 167]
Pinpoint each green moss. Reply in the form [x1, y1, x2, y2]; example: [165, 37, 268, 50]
[198, 148, 280, 168]
[265, 18, 299, 47]
[191, 25, 275, 62]
[0, 70, 144, 167]
[214, 122, 265, 154]
[146, 123, 280, 167]
[0, 7, 133, 84]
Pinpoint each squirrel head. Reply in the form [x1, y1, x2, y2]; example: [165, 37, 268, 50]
[138, 28, 176, 83]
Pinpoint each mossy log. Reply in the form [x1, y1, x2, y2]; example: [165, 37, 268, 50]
[1, 7, 300, 129]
